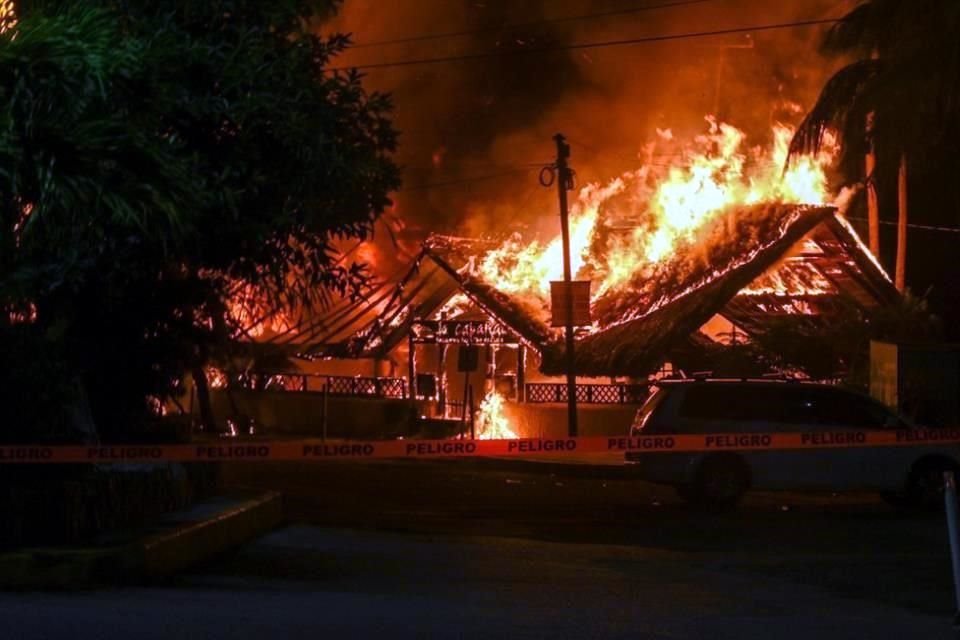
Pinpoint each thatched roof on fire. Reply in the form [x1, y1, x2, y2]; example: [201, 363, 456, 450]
[293, 203, 897, 375]
[293, 238, 553, 360]
[539, 204, 897, 375]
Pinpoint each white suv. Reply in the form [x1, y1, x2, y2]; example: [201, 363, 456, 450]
[626, 380, 960, 507]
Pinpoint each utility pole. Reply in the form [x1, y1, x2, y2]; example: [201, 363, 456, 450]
[866, 48, 881, 258]
[896, 152, 908, 292]
[553, 133, 578, 437]
[710, 36, 753, 116]
[865, 111, 880, 256]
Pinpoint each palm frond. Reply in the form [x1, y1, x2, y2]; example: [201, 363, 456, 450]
[788, 59, 881, 161]
[823, 2, 878, 55]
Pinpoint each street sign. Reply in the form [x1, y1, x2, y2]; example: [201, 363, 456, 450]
[550, 280, 591, 327]
[457, 345, 480, 372]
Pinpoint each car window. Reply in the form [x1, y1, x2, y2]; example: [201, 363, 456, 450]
[677, 385, 789, 423]
[630, 386, 668, 435]
[786, 388, 895, 429]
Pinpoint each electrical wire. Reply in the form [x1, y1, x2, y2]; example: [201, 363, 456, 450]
[350, 0, 720, 49]
[327, 17, 840, 72]
[847, 216, 960, 234]
[402, 162, 550, 173]
[399, 167, 537, 192]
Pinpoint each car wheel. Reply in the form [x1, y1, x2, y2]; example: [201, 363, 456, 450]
[693, 455, 749, 508]
[905, 458, 959, 511]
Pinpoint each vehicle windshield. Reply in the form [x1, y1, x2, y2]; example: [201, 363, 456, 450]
[631, 386, 667, 435]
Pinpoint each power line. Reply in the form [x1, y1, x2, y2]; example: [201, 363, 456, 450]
[403, 162, 549, 173]
[847, 216, 960, 234]
[400, 168, 536, 192]
[350, 0, 720, 49]
[328, 17, 840, 72]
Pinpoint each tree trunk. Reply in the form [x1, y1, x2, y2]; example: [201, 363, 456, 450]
[191, 366, 216, 432]
[895, 152, 908, 292]
[865, 112, 880, 256]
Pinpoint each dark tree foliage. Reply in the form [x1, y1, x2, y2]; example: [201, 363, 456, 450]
[788, 0, 960, 335]
[746, 293, 941, 387]
[0, 1, 399, 440]
[789, 0, 960, 180]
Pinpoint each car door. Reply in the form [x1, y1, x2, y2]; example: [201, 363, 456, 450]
[672, 384, 805, 490]
[797, 388, 890, 490]
[746, 385, 834, 489]
[856, 402, 924, 489]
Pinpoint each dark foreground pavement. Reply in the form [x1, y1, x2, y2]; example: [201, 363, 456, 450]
[0, 525, 953, 640]
[1, 458, 957, 639]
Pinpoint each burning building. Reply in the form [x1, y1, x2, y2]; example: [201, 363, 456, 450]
[213, 118, 898, 439]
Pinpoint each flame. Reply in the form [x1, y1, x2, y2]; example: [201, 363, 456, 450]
[741, 260, 835, 297]
[206, 366, 228, 389]
[0, 1, 14, 34]
[475, 390, 518, 440]
[225, 281, 296, 338]
[5, 302, 36, 324]
[475, 117, 837, 314]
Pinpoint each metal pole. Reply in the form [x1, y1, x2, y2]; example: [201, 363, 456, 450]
[462, 370, 470, 426]
[944, 471, 960, 629]
[554, 133, 578, 437]
[321, 380, 328, 442]
[437, 342, 447, 417]
[467, 383, 475, 440]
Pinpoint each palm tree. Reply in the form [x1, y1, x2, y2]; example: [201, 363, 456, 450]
[790, 0, 960, 292]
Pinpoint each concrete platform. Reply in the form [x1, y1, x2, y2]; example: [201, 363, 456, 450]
[0, 492, 283, 589]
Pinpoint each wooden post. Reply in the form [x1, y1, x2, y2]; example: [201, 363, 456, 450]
[191, 366, 216, 433]
[462, 370, 470, 424]
[467, 383, 475, 440]
[865, 111, 880, 256]
[488, 344, 496, 398]
[516, 345, 526, 403]
[896, 152, 908, 292]
[553, 133, 578, 437]
[437, 342, 447, 417]
[407, 331, 416, 402]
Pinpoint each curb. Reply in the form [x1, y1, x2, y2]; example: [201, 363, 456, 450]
[140, 491, 283, 579]
[431, 456, 635, 478]
[0, 491, 283, 589]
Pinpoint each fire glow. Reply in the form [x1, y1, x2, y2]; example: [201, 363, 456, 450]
[475, 117, 837, 312]
[475, 390, 518, 440]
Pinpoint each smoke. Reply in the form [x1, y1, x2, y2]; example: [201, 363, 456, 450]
[323, 0, 854, 249]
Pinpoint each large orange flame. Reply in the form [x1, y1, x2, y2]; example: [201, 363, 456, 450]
[477, 117, 837, 308]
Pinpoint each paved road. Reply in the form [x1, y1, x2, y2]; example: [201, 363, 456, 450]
[2, 458, 958, 639]
[0, 525, 954, 640]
